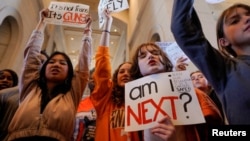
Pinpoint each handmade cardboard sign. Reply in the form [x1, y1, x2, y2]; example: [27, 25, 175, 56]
[45, 1, 89, 28]
[205, 0, 224, 4]
[125, 71, 205, 132]
[98, 0, 129, 28]
[155, 42, 190, 66]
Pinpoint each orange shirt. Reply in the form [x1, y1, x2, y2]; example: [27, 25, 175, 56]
[145, 89, 223, 141]
[74, 97, 96, 141]
[90, 46, 141, 141]
[183, 89, 223, 141]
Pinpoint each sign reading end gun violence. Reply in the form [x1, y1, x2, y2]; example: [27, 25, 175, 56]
[45, 2, 89, 28]
[125, 71, 205, 132]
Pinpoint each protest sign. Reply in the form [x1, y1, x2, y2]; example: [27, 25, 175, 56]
[98, 0, 129, 28]
[155, 42, 190, 66]
[44, 1, 89, 28]
[205, 0, 224, 4]
[125, 71, 205, 132]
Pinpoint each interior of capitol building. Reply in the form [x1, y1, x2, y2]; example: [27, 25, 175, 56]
[1, 0, 249, 77]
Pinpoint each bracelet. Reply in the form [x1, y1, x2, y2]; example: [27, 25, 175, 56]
[84, 38, 90, 42]
[102, 30, 110, 33]
[84, 29, 92, 32]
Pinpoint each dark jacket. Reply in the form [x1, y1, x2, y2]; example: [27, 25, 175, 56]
[0, 86, 19, 141]
[171, 0, 250, 124]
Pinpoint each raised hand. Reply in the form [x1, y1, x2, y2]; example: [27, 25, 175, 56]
[36, 8, 49, 31]
[39, 8, 49, 23]
[175, 57, 188, 71]
[102, 8, 113, 31]
[150, 116, 175, 140]
[84, 14, 92, 34]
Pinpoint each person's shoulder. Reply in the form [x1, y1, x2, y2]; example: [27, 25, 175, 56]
[194, 88, 214, 104]
[0, 86, 19, 95]
[194, 88, 208, 98]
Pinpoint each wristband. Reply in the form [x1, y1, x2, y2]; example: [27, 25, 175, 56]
[102, 30, 110, 33]
[84, 29, 91, 32]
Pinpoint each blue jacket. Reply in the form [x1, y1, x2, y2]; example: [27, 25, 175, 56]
[171, 0, 250, 124]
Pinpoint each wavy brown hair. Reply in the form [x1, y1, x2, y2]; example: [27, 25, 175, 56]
[130, 42, 173, 80]
[112, 62, 132, 107]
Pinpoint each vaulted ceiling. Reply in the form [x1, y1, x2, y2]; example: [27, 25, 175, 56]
[40, 0, 127, 69]
[39, 0, 250, 69]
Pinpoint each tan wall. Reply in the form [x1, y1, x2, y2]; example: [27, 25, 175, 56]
[0, 0, 42, 77]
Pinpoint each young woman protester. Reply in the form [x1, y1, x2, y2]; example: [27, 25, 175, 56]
[90, 9, 174, 141]
[171, 0, 250, 124]
[0, 69, 18, 91]
[0, 52, 48, 141]
[130, 42, 223, 141]
[7, 8, 92, 141]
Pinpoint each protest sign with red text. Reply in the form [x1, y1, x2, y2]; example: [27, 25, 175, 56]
[45, 1, 89, 28]
[125, 71, 205, 132]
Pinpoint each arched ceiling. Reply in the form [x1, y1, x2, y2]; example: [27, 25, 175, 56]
[40, 0, 127, 69]
[39, 0, 250, 69]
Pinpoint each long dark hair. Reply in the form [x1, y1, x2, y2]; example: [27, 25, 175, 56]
[216, 3, 250, 58]
[40, 50, 49, 59]
[130, 42, 173, 80]
[38, 51, 74, 112]
[0, 69, 18, 87]
[112, 62, 132, 107]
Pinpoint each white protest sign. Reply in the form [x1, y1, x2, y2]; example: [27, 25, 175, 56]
[45, 2, 89, 28]
[205, 0, 225, 4]
[125, 71, 205, 132]
[155, 42, 190, 66]
[98, 0, 129, 29]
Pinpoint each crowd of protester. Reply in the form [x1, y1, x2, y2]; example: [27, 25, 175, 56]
[1, 0, 250, 140]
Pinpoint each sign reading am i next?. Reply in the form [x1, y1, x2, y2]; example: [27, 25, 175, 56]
[125, 71, 205, 132]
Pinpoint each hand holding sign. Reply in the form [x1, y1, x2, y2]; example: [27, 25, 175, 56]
[85, 14, 92, 28]
[125, 71, 205, 132]
[155, 42, 190, 67]
[39, 8, 49, 22]
[175, 57, 189, 71]
[102, 9, 113, 30]
[35, 8, 50, 31]
[150, 116, 175, 140]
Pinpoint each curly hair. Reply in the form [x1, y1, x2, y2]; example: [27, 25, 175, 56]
[111, 62, 132, 107]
